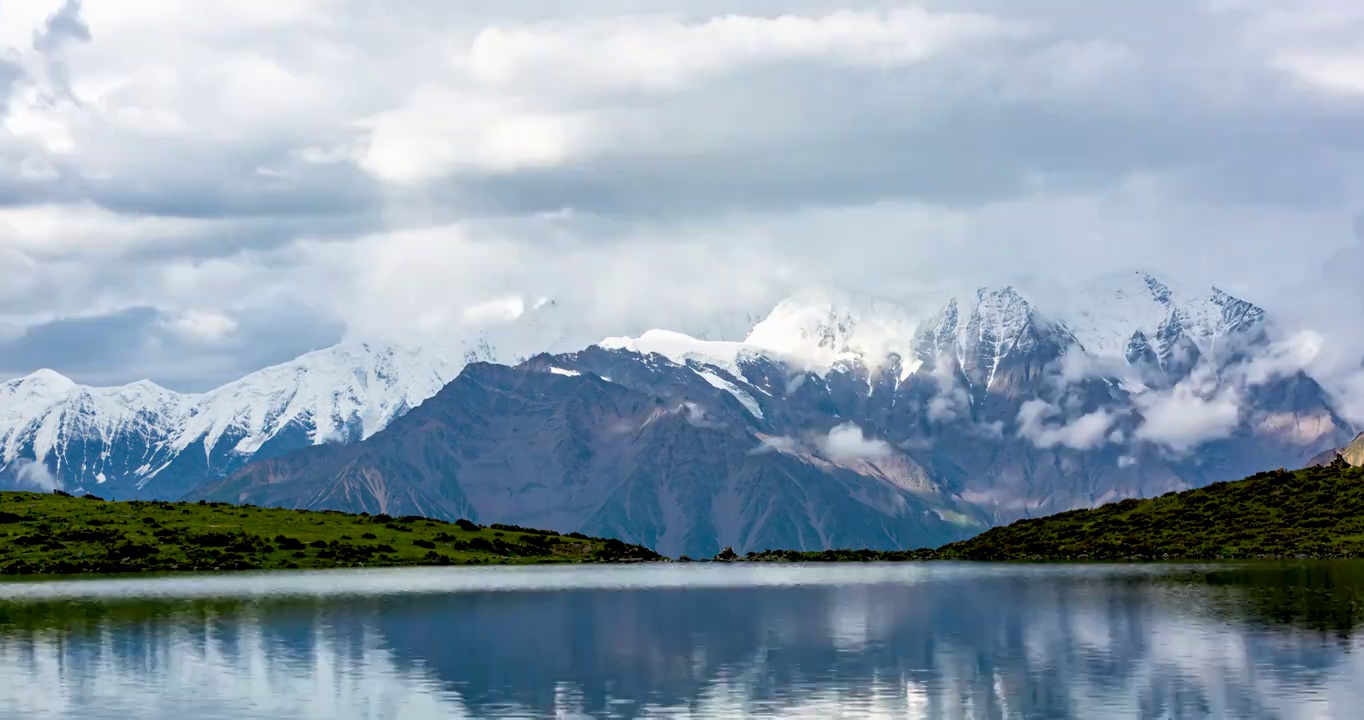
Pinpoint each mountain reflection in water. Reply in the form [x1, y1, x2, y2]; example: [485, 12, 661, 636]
[1, 562, 1362, 719]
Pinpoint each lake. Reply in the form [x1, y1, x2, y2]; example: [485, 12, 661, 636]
[1, 562, 1362, 719]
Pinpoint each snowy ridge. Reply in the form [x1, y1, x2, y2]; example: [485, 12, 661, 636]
[1, 372, 186, 468]
[1036, 271, 1268, 361]
[598, 330, 756, 376]
[745, 289, 923, 378]
[0, 293, 631, 494]
[1, 274, 1280, 496]
[177, 343, 457, 456]
[596, 273, 1271, 389]
[0, 343, 458, 493]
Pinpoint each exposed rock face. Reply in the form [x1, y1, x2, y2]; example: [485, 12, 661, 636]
[0, 299, 762, 500]
[6, 272, 1356, 556]
[203, 273, 1355, 556]
[198, 363, 978, 558]
[0, 344, 457, 500]
[1306, 432, 1364, 468]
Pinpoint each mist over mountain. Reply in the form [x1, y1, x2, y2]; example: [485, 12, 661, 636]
[3, 272, 1355, 555]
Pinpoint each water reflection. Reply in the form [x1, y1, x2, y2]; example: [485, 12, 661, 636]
[1, 563, 1362, 719]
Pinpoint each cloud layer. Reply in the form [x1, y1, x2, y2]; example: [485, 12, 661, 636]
[2, 0, 1364, 392]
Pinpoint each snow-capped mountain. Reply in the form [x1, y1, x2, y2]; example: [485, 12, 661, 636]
[195, 272, 1356, 556]
[0, 294, 628, 498]
[0, 343, 458, 499]
[3, 271, 1355, 553]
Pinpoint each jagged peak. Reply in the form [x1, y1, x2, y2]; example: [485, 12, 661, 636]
[964, 285, 1039, 327]
[1035, 271, 1266, 359]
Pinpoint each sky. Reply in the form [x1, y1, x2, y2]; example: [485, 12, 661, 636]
[2, 0, 1363, 395]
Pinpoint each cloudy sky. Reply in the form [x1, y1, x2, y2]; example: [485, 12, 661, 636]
[2, 0, 1363, 393]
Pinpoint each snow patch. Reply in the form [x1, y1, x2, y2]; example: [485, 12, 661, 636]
[548, 367, 581, 377]
[694, 370, 763, 419]
[598, 329, 752, 375]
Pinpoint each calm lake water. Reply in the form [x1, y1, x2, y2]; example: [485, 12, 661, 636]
[1, 562, 1362, 719]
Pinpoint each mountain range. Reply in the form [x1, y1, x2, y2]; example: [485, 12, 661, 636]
[3, 272, 1356, 557]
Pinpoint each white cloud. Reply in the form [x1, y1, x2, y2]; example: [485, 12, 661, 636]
[926, 356, 970, 422]
[463, 9, 1028, 93]
[752, 426, 894, 462]
[358, 86, 596, 183]
[1240, 329, 1324, 386]
[461, 296, 528, 325]
[752, 434, 802, 455]
[817, 422, 893, 461]
[1055, 345, 1134, 386]
[13, 458, 62, 492]
[1016, 399, 1121, 451]
[1272, 51, 1364, 95]
[1, 0, 1363, 398]
[165, 310, 238, 343]
[357, 8, 1027, 185]
[1132, 366, 1243, 452]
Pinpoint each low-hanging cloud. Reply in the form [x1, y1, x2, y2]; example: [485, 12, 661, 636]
[1131, 366, 1243, 452]
[753, 423, 893, 462]
[818, 422, 893, 461]
[925, 355, 971, 423]
[12, 459, 63, 492]
[1016, 399, 1121, 451]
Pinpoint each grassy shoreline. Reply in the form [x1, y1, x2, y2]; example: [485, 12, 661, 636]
[0, 491, 660, 578]
[741, 461, 1364, 563]
[6, 459, 1363, 577]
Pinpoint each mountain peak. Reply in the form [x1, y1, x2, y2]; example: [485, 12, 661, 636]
[10, 368, 78, 391]
[744, 289, 920, 372]
[1040, 271, 1265, 359]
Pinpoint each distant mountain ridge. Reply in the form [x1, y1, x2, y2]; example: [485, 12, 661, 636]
[0, 299, 761, 500]
[192, 272, 1356, 556]
[2, 271, 1355, 555]
[0, 343, 456, 500]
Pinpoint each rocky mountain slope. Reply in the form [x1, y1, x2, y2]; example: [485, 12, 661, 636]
[196, 362, 982, 557]
[0, 343, 456, 500]
[0, 299, 763, 501]
[1306, 431, 1364, 467]
[198, 272, 1356, 556]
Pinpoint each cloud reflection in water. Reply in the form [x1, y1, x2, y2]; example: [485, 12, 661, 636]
[0, 564, 1362, 719]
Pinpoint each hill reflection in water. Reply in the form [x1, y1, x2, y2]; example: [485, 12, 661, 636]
[1, 562, 1362, 719]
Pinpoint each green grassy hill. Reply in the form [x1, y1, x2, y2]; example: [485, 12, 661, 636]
[0, 491, 660, 577]
[748, 460, 1364, 562]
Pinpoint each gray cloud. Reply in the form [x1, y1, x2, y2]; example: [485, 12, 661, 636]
[33, 0, 90, 55]
[0, 305, 344, 392]
[0, 0, 1361, 400]
[0, 57, 19, 113]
